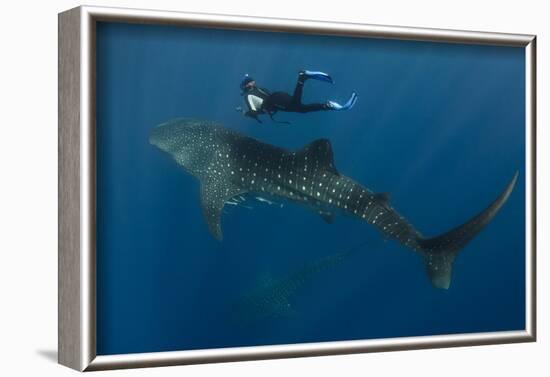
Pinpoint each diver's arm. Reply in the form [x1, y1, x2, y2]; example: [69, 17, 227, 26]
[244, 110, 263, 123]
[235, 105, 263, 123]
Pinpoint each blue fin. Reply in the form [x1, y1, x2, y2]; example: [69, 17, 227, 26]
[327, 92, 358, 111]
[301, 70, 334, 83]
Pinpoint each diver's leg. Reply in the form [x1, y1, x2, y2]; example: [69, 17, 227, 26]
[264, 92, 293, 112]
[295, 103, 329, 113]
[291, 70, 334, 108]
[291, 73, 307, 107]
[296, 92, 358, 113]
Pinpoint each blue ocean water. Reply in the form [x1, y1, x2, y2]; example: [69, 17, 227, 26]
[96, 21, 525, 355]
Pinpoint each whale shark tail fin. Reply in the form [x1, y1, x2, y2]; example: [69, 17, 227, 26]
[417, 171, 519, 289]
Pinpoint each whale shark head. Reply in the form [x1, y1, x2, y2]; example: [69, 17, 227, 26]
[149, 118, 211, 155]
[149, 118, 226, 176]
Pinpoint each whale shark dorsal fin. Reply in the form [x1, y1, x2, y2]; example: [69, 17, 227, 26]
[298, 138, 339, 175]
[200, 179, 246, 241]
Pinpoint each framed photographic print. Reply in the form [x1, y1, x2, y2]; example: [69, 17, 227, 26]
[58, 6, 536, 371]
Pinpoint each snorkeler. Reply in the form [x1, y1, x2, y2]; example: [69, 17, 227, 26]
[237, 70, 358, 124]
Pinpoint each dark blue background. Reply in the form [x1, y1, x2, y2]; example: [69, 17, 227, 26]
[96, 22, 525, 355]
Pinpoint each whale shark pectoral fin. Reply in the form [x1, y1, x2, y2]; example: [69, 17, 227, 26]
[319, 211, 335, 224]
[200, 180, 246, 241]
[299, 138, 339, 175]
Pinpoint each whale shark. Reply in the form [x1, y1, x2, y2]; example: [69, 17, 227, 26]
[149, 118, 518, 289]
[233, 245, 361, 324]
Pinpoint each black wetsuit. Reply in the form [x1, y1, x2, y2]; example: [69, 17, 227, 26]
[243, 73, 329, 122]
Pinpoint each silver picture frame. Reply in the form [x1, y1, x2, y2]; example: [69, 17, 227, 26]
[58, 5, 537, 371]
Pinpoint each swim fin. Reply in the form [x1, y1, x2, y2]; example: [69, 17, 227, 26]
[327, 92, 358, 111]
[300, 70, 334, 84]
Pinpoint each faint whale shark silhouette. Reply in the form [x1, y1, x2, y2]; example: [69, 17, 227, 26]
[231, 242, 365, 324]
[150, 118, 518, 289]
